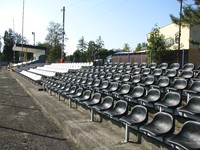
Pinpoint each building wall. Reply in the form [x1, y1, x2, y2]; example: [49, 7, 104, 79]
[159, 23, 190, 50]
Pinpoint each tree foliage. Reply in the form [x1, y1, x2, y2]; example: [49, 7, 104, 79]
[122, 43, 131, 52]
[170, 4, 200, 49]
[45, 21, 63, 62]
[2, 28, 28, 62]
[147, 26, 171, 63]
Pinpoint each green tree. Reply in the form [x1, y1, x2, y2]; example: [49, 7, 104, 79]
[96, 36, 104, 62]
[135, 43, 142, 52]
[87, 41, 97, 62]
[147, 25, 170, 63]
[3, 28, 27, 62]
[45, 21, 63, 62]
[77, 36, 87, 62]
[122, 43, 131, 52]
[170, 4, 200, 49]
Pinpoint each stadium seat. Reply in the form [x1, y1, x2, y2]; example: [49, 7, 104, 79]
[123, 86, 145, 103]
[93, 96, 114, 112]
[178, 96, 200, 119]
[138, 89, 161, 107]
[183, 81, 200, 102]
[112, 84, 131, 99]
[119, 105, 148, 142]
[167, 121, 200, 150]
[151, 76, 170, 93]
[140, 112, 175, 142]
[102, 100, 128, 120]
[155, 92, 181, 114]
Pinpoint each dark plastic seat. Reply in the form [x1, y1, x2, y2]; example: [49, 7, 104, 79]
[181, 63, 195, 71]
[124, 67, 132, 74]
[123, 86, 145, 103]
[165, 69, 177, 83]
[117, 67, 124, 73]
[74, 90, 92, 103]
[140, 112, 174, 141]
[178, 96, 200, 116]
[166, 78, 187, 94]
[120, 74, 131, 83]
[125, 62, 131, 68]
[131, 67, 141, 75]
[94, 80, 109, 92]
[110, 67, 117, 73]
[102, 100, 128, 119]
[183, 81, 200, 101]
[105, 72, 113, 80]
[138, 75, 155, 91]
[82, 78, 94, 89]
[155, 92, 181, 113]
[152, 68, 163, 81]
[132, 62, 139, 68]
[138, 89, 161, 107]
[110, 73, 122, 82]
[119, 105, 148, 143]
[112, 84, 131, 99]
[93, 96, 114, 112]
[167, 121, 200, 150]
[87, 79, 101, 90]
[151, 76, 170, 93]
[66, 87, 83, 100]
[177, 70, 194, 80]
[61, 85, 77, 98]
[141, 68, 151, 76]
[102, 82, 119, 95]
[140, 62, 147, 69]
[119, 105, 148, 128]
[99, 72, 106, 79]
[128, 74, 141, 86]
[159, 62, 168, 71]
[169, 63, 180, 70]
[148, 62, 157, 71]
[82, 93, 102, 107]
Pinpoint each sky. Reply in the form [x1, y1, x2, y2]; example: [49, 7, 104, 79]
[0, 0, 196, 55]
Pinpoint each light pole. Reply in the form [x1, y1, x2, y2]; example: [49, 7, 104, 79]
[32, 32, 35, 45]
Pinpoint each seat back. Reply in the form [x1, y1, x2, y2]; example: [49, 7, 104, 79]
[105, 72, 113, 80]
[108, 82, 119, 91]
[91, 93, 102, 103]
[132, 62, 139, 68]
[157, 76, 170, 87]
[159, 63, 168, 70]
[82, 90, 92, 99]
[182, 63, 194, 71]
[132, 67, 141, 75]
[190, 81, 200, 92]
[152, 68, 162, 77]
[119, 84, 131, 94]
[146, 89, 161, 102]
[141, 68, 151, 75]
[131, 105, 148, 123]
[151, 112, 174, 135]
[114, 100, 128, 115]
[162, 92, 181, 107]
[131, 86, 145, 98]
[131, 74, 141, 84]
[102, 96, 114, 109]
[172, 78, 187, 90]
[112, 73, 122, 81]
[165, 69, 177, 78]
[140, 62, 147, 69]
[149, 62, 157, 70]
[143, 75, 155, 85]
[170, 63, 180, 70]
[100, 80, 109, 89]
[92, 79, 101, 87]
[75, 88, 84, 96]
[179, 70, 194, 79]
[121, 74, 131, 82]
[99, 72, 106, 78]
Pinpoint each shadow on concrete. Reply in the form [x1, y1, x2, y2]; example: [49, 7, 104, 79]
[0, 103, 41, 111]
[0, 125, 67, 141]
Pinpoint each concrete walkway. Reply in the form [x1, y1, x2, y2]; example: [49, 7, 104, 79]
[3, 67, 169, 150]
[0, 68, 78, 150]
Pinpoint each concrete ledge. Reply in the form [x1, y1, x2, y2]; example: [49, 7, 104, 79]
[12, 72, 170, 150]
